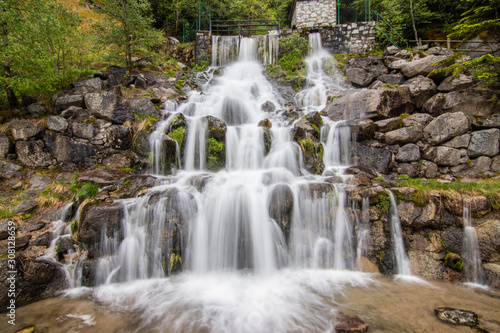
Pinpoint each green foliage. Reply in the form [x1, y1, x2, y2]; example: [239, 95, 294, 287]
[207, 137, 224, 168]
[277, 33, 309, 75]
[70, 220, 78, 234]
[168, 126, 186, 148]
[77, 182, 99, 201]
[430, 54, 500, 88]
[375, 193, 390, 214]
[193, 61, 209, 72]
[450, 0, 500, 43]
[93, 0, 164, 67]
[0, 207, 15, 220]
[445, 252, 465, 271]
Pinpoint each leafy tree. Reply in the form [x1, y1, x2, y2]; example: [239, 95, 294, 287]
[450, 0, 500, 44]
[94, 0, 164, 66]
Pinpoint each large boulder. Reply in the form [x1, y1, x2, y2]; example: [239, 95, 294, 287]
[47, 116, 68, 132]
[16, 140, 52, 167]
[397, 160, 438, 178]
[423, 112, 469, 145]
[268, 184, 294, 241]
[54, 95, 85, 112]
[326, 86, 413, 120]
[133, 129, 150, 157]
[401, 55, 450, 78]
[357, 144, 393, 174]
[44, 133, 96, 165]
[396, 143, 420, 162]
[433, 147, 462, 166]
[10, 121, 41, 140]
[467, 129, 500, 158]
[442, 134, 471, 149]
[374, 117, 404, 133]
[345, 57, 388, 87]
[402, 113, 433, 128]
[472, 114, 500, 130]
[0, 160, 22, 178]
[108, 125, 133, 150]
[437, 74, 474, 92]
[72, 122, 95, 140]
[384, 126, 422, 145]
[450, 156, 492, 178]
[73, 77, 103, 91]
[423, 93, 447, 117]
[402, 75, 437, 109]
[84, 92, 133, 124]
[476, 220, 500, 262]
[203, 116, 227, 171]
[78, 201, 125, 258]
[128, 97, 160, 118]
[425, 89, 499, 117]
[77, 167, 128, 185]
[27, 103, 47, 117]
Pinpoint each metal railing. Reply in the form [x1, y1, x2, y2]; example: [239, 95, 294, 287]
[211, 19, 280, 36]
[373, 10, 408, 49]
[410, 38, 499, 54]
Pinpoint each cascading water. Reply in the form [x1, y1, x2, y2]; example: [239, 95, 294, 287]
[388, 191, 412, 276]
[59, 34, 410, 332]
[462, 200, 485, 287]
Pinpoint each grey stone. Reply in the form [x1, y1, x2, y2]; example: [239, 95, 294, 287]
[47, 116, 68, 132]
[387, 59, 408, 70]
[402, 113, 433, 128]
[467, 129, 500, 158]
[13, 200, 38, 214]
[29, 175, 52, 191]
[0, 134, 13, 158]
[402, 75, 437, 109]
[60, 106, 86, 120]
[378, 73, 405, 85]
[472, 114, 500, 130]
[442, 134, 471, 149]
[0, 160, 22, 178]
[43, 133, 95, 165]
[433, 147, 462, 166]
[72, 122, 95, 140]
[441, 89, 498, 117]
[84, 92, 133, 124]
[385, 45, 399, 55]
[423, 93, 447, 117]
[108, 125, 132, 150]
[401, 55, 450, 78]
[128, 97, 159, 118]
[491, 156, 500, 173]
[0, 221, 14, 240]
[16, 140, 52, 167]
[73, 77, 103, 91]
[395, 50, 411, 58]
[396, 144, 420, 162]
[77, 167, 128, 185]
[476, 220, 500, 262]
[437, 74, 474, 92]
[27, 103, 47, 117]
[384, 126, 422, 145]
[10, 121, 41, 140]
[132, 130, 150, 157]
[103, 154, 132, 168]
[427, 47, 454, 56]
[451, 156, 492, 178]
[424, 112, 470, 145]
[357, 144, 393, 174]
[55, 172, 75, 184]
[374, 117, 404, 133]
[54, 95, 84, 112]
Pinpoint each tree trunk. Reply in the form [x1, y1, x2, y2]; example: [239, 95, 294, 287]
[6, 86, 19, 108]
[410, 0, 418, 42]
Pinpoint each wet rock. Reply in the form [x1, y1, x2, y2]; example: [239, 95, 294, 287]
[268, 184, 294, 241]
[476, 220, 500, 262]
[333, 311, 369, 333]
[344, 165, 378, 178]
[129, 97, 160, 118]
[84, 92, 133, 124]
[44, 133, 96, 165]
[29, 175, 51, 191]
[54, 95, 84, 112]
[409, 251, 445, 279]
[396, 143, 420, 162]
[306, 111, 323, 129]
[298, 135, 325, 174]
[72, 122, 95, 139]
[110, 175, 156, 199]
[401, 55, 451, 78]
[16, 140, 52, 168]
[357, 144, 393, 174]
[78, 167, 128, 185]
[442, 134, 471, 149]
[472, 114, 500, 130]
[261, 101, 276, 112]
[434, 307, 478, 327]
[47, 116, 68, 132]
[433, 147, 462, 166]
[374, 117, 403, 133]
[258, 118, 272, 130]
[402, 75, 437, 109]
[353, 119, 376, 141]
[11, 121, 41, 140]
[263, 130, 272, 155]
[133, 129, 150, 157]
[78, 201, 125, 258]
[451, 156, 492, 178]
[384, 126, 422, 145]
[424, 112, 469, 145]
[437, 74, 474, 92]
[108, 125, 133, 149]
[0, 160, 22, 178]
[56, 236, 76, 256]
[467, 129, 500, 158]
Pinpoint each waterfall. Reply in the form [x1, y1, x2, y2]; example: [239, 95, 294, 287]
[462, 200, 485, 287]
[388, 191, 412, 276]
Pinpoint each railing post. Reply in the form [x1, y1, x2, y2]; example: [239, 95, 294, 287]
[447, 37, 451, 50]
[278, 18, 281, 31]
[238, 21, 241, 36]
[418, 38, 422, 46]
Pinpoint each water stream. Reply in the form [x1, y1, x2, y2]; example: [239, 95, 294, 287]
[462, 200, 485, 288]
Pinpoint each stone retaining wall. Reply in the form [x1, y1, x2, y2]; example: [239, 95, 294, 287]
[291, 0, 337, 29]
[320, 22, 376, 54]
[195, 31, 211, 65]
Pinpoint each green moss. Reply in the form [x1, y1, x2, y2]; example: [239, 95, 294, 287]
[399, 113, 410, 119]
[445, 252, 464, 272]
[70, 220, 78, 234]
[207, 137, 225, 169]
[77, 182, 99, 201]
[0, 208, 15, 219]
[375, 193, 390, 214]
[166, 70, 176, 77]
[170, 253, 182, 270]
[168, 127, 186, 149]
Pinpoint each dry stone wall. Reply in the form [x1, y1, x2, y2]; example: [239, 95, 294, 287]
[292, 0, 337, 29]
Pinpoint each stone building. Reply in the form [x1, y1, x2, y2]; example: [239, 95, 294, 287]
[290, 0, 337, 29]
